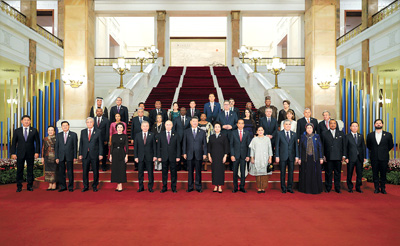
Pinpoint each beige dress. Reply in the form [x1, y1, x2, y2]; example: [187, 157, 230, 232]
[249, 136, 273, 176]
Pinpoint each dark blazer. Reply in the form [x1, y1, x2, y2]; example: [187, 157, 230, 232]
[299, 133, 323, 161]
[204, 102, 221, 122]
[94, 116, 110, 143]
[89, 106, 108, 119]
[297, 117, 319, 140]
[216, 110, 238, 136]
[10, 127, 40, 158]
[344, 132, 366, 162]
[130, 116, 150, 140]
[275, 130, 299, 162]
[149, 108, 168, 125]
[230, 107, 240, 118]
[134, 131, 157, 162]
[182, 128, 207, 160]
[55, 131, 78, 162]
[318, 120, 339, 135]
[230, 129, 251, 159]
[157, 130, 181, 161]
[79, 128, 103, 159]
[321, 129, 345, 161]
[110, 105, 129, 125]
[186, 108, 201, 119]
[259, 117, 278, 141]
[367, 131, 394, 161]
[173, 115, 191, 140]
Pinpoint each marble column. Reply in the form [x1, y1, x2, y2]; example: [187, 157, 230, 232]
[157, 11, 166, 66]
[231, 11, 240, 66]
[305, 0, 337, 118]
[63, 0, 95, 120]
[57, 0, 65, 40]
[362, 0, 378, 29]
[20, 0, 37, 30]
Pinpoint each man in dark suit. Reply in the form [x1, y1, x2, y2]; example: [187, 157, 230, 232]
[275, 120, 299, 193]
[109, 97, 129, 124]
[257, 96, 278, 119]
[173, 107, 191, 171]
[130, 108, 149, 143]
[94, 108, 110, 171]
[204, 93, 221, 123]
[216, 100, 238, 140]
[187, 100, 201, 119]
[318, 110, 338, 134]
[149, 100, 168, 125]
[230, 119, 251, 193]
[183, 117, 207, 192]
[322, 119, 345, 193]
[157, 120, 181, 193]
[259, 108, 278, 148]
[367, 119, 394, 194]
[344, 121, 366, 193]
[297, 108, 319, 140]
[79, 117, 103, 192]
[89, 97, 108, 119]
[229, 98, 240, 118]
[11, 115, 40, 192]
[134, 121, 157, 193]
[55, 121, 78, 192]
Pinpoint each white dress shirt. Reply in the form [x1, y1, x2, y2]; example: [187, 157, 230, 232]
[375, 131, 382, 145]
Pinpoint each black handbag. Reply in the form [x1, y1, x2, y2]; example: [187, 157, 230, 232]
[267, 163, 274, 173]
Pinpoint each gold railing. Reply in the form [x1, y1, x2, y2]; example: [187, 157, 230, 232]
[95, 58, 152, 67]
[336, 24, 363, 46]
[244, 58, 305, 66]
[372, 0, 400, 25]
[0, 0, 26, 25]
[36, 24, 63, 48]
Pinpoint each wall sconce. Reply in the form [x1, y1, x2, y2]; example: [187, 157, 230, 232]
[147, 45, 159, 63]
[267, 57, 286, 89]
[62, 74, 84, 88]
[136, 49, 148, 73]
[315, 74, 338, 89]
[112, 57, 131, 89]
[248, 50, 262, 73]
[237, 45, 248, 63]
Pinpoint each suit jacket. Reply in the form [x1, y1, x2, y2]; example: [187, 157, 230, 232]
[182, 128, 207, 160]
[157, 130, 181, 161]
[216, 110, 238, 137]
[110, 105, 129, 125]
[344, 132, 366, 162]
[230, 129, 251, 159]
[318, 120, 339, 135]
[94, 116, 110, 143]
[79, 128, 103, 159]
[322, 129, 345, 161]
[204, 102, 221, 122]
[186, 108, 201, 119]
[10, 127, 40, 158]
[173, 115, 191, 140]
[367, 131, 394, 161]
[130, 116, 150, 141]
[89, 106, 108, 119]
[275, 130, 299, 162]
[258, 105, 278, 119]
[149, 108, 168, 125]
[297, 117, 319, 140]
[132, 110, 149, 118]
[230, 107, 240, 118]
[55, 131, 78, 162]
[259, 117, 278, 142]
[134, 131, 157, 162]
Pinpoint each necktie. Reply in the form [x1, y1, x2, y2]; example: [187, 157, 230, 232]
[117, 106, 120, 113]
[354, 134, 358, 144]
[326, 121, 329, 129]
[181, 117, 185, 126]
[97, 118, 100, 127]
[191, 109, 194, 117]
[64, 132, 67, 144]
[24, 128, 28, 141]
[239, 130, 242, 142]
[167, 132, 171, 144]
[143, 133, 147, 145]
[139, 117, 142, 124]
[88, 129, 92, 141]
[226, 112, 229, 121]
[286, 131, 290, 142]
[193, 129, 196, 138]
[157, 109, 159, 114]
[267, 118, 271, 126]
[307, 118, 310, 123]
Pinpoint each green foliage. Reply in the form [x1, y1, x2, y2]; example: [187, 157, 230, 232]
[363, 169, 400, 185]
[0, 166, 43, 185]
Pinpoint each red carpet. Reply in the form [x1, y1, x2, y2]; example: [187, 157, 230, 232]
[1, 182, 399, 246]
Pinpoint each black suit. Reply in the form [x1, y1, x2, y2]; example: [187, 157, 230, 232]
[216, 110, 238, 140]
[134, 131, 157, 190]
[186, 108, 201, 119]
[230, 129, 251, 191]
[182, 128, 207, 191]
[89, 106, 108, 119]
[230, 107, 240, 118]
[149, 108, 168, 125]
[259, 117, 278, 147]
[344, 132, 366, 190]
[130, 116, 150, 141]
[55, 131, 78, 190]
[10, 127, 40, 189]
[318, 120, 338, 135]
[275, 130, 299, 192]
[322, 129, 345, 192]
[110, 105, 129, 125]
[79, 128, 103, 189]
[157, 131, 181, 190]
[367, 131, 394, 190]
[297, 117, 319, 140]
[173, 115, 191, 170]
[94, 116, 110, 170]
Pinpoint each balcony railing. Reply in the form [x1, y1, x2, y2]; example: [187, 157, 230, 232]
[36, 24, 63, 48]
[243, 58, 305, 66]
[95, 58, 152, 67]
[336, 24, 363, 46]
[0, 0, 26, 25]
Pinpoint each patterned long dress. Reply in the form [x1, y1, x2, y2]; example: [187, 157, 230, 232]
[42, 136, 57, 182]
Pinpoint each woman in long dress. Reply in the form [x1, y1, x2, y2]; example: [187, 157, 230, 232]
[42, 126, 57, 191]
[298, 123, 323, 194]
[208, 122, 229, 193]
[110, 123, 129, 192]
[109, 113, 127, 143]
[249, 126, 273, 193]
[280, 109, 297, 132]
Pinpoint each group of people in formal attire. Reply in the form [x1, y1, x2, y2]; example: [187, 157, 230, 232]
[10, 95, 394, 195]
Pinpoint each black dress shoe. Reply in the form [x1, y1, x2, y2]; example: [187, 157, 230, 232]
[47, 188, 52, 191]
[27, 187, 33, 191]
[335, 190, 341, 194]
[68, 189, 74, 192]
[213, 190, 218, 193]
[218, 190, 223, 193]
[186, 189, 194, 193]
[348, 189, 353, 193]
[16, 188, 22, 192]
[172, 189, 177, 193]
[82, 188, 89, 192]
[356, 189, 363, 193]
[257, 190, 262, 194]
[240, 189, 247, 193]
[287, 190, 294, 193]
[261, 190, 266, 193]
[148, 189, 154, 193]
[58, 188, 67, 192]
[197, 189, 203, 193]
[117, 189, 123, 192]
[160, 188, 167, 193]
[374, 189, 380, 194]
[137, 188, 144, 193]
[381, 189, 387, 194]
[232, 189, 238, 193]
[93, 187, 98, 192]
[282, 190, 287, 194]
